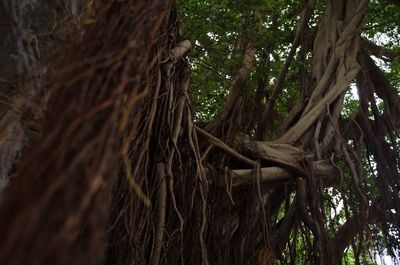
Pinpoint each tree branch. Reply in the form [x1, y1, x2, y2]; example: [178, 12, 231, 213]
[195, 126, 256, 166]
[334, 205, 400, 256]
[229, 160, 339, 187]
[256, 0, 316, 140]
[360, 37, 399, 61]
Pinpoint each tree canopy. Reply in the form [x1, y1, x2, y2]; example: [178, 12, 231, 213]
[0, 0, 399, 265]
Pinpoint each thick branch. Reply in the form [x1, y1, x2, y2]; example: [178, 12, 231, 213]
[195, 126, 256, 166]
[256, 0, 316, 140]
[334, 205, 400, 256]
[219, 42, 256, 122]
[360, 37, 399, 61]
[229, 160, 339, 187]
[278, 66, 360, 143]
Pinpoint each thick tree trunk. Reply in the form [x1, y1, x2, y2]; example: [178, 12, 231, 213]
[0, 0, 85, 192]
[0, 0, 399, 265]
[0, 1, 177, 264]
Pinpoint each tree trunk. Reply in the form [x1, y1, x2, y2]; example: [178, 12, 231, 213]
[0, 0, 399, 264]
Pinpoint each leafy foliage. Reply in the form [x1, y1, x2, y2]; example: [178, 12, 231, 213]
[0, 0, 399, 265]
[178, 0, 400, 264]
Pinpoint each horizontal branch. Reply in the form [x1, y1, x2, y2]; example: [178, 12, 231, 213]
[237, 135, 309, 176]
[230, 167, 292, 186]
[360, 37, 399, 61]
[229, 160, 339, 187]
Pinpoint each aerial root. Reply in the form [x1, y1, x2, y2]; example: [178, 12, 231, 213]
[151, 162, 167, 265]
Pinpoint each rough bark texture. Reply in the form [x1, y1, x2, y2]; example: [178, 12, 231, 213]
[0, 0, 399, 264]
[0, 0, 85, 192]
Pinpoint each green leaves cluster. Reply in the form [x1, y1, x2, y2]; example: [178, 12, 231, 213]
[177, 0, 304, 122]
[177, 0, 400, 263]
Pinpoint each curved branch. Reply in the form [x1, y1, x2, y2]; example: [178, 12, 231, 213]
[257, 0, 316, 140]
[218, 41, 256, 122]
[360, 38, 399, 61]
[278, 66, 360, 143]
[334, 205, 400, 256]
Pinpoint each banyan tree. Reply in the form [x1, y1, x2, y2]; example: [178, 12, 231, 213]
[0, 0, 399, 264]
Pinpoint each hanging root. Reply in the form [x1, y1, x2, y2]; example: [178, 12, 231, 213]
[151, 163, 167, 265]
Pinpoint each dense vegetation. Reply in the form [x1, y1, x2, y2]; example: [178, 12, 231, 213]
[178, 1, 400, 263]
[0, 0, 399, 264]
